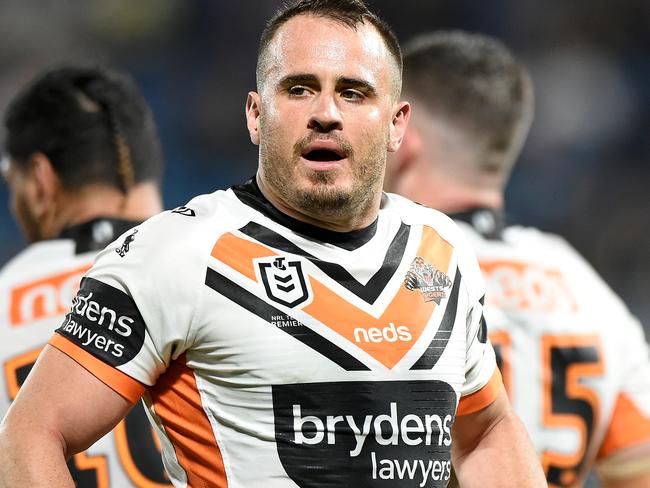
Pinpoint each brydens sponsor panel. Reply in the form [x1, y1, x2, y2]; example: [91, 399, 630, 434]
[56, 277, 146, 365]
[273, 380, 456, 488]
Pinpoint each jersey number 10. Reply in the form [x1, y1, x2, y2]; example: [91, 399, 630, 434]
[4, 347, 170, 488]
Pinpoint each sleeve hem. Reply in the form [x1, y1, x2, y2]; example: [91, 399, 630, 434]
[456, 368, 503, 416]
[597, 393, 650, 459]
[49, 333, 145, 403]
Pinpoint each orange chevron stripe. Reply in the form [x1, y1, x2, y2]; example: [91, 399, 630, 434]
[211, 227, 454, 369]
[303, 226, 453, 368]
[212, 232, 278, 281]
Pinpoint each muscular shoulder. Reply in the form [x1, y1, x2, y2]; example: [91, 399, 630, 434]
[0, 241, 78, 283]
[384, 192, 465, 242]
[92, 189, 249, 282]
[462, 222, 634, 322]
[383, 192, 485, 300]
[509, 226, 629, 310]
[0, 240, 96, 335]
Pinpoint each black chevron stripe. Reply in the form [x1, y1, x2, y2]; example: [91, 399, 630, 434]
[276, 283, 295, 292]
[275, 274, 293, 284]
[205, 267, 370, 371]
[238, 221, 410, 304]
[410, 268, 461, 370]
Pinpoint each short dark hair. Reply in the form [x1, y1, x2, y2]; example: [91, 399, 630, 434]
[257, 0, 402, 93]
[4, 66, 163, 191]
[403, 31, 533, 173]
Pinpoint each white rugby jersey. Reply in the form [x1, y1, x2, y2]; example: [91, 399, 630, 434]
[450, 208, 650, 488]
[0, 218, 170, 488]
[50, 180, 500, 488]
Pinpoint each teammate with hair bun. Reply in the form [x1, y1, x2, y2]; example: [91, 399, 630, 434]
[0, 65, 169, 487]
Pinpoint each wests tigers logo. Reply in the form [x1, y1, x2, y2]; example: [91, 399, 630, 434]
[403, 257, 452, 304]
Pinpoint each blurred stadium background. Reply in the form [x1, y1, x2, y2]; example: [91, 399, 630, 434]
[2, 2, 649, 338]
[0, 5, 647, 484]
[8, 1, 648, 318]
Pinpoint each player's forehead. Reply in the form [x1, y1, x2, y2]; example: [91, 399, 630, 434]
[262, 14, 396, 91]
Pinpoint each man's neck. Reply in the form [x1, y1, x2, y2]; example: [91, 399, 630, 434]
[255, 174, 380, 233]
[397, 169, 503, 214]
[47, 184, 160, 239]
[59, 187, 126, 228]
[426, 188, 503, 214]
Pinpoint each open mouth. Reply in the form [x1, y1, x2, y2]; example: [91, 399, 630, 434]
[302, 149, 346, 162]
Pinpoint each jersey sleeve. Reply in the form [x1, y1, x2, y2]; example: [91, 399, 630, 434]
[454, 232, 502, 416]
[48, 213, 206, 403]
[596, 314, 650, 475]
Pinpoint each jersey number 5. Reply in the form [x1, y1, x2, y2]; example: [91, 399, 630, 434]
[491, 332, 603, 488]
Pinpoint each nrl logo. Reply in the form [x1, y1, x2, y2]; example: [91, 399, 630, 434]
[259, 257, 310, 308]
[172, 205, 196, 217]
[404, 256, 452, 304]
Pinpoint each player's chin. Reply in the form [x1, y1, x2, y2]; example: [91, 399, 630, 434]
[296, 164, 332, 179]
[295, 173, 353, 202]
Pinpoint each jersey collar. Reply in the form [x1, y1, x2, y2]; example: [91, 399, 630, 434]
[57, 218, 142, 254]
[231, 177, 379, 251]
[447, 208, 506, 241]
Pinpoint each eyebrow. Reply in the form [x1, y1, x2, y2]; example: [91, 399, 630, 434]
[337, 77, 377, 97]
[278, 74, 378, 97]
[278, 74, 319, 89]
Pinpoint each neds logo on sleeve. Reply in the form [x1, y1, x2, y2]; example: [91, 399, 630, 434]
[56, 277, 146, 365]
[273, 380, 457, 488]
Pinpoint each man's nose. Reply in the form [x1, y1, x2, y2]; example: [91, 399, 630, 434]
[308, 93, 343, 132]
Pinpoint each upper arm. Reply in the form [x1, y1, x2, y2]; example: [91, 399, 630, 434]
[596, 316, 650, 483]
[452, 388, 512, 458]
[601, 469, 650, 488]
[452, 388, 546, 487]
[2, 345, 134, 456]
[50, 217, 204, 398]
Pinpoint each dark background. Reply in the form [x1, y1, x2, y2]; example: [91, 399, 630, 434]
[0, 2, 648, 486]
[2, 0, 649, 343]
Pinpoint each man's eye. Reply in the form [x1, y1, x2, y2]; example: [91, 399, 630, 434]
[288, 86, 310, 96]
[341, 89, 364, 101]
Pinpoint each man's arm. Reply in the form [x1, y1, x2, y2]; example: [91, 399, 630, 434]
[598, 443, 650, 488]
[602, 473, 650, 488]
[594, 310, 650, 488]
[0, 345, 134, 487]
[452, 388, 546, 487]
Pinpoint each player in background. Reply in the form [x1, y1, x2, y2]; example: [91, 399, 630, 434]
[0, 66, 170, 487]
[384, 30, 650, 488]
[0, 2, 546, 487]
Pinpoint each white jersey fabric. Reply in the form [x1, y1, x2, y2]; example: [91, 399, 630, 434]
[450, 208, 650, 488]
[0, 218, 170, 488]
[50, 181, 500, 488]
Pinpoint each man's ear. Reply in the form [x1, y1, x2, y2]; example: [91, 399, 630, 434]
[384, 118, 425, 193]
[387, 101, 411, 153]
[246, 91, 262, 146]
[28, 152, 60, 216]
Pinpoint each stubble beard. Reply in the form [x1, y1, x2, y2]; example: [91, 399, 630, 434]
[260, 133, 387, 222]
